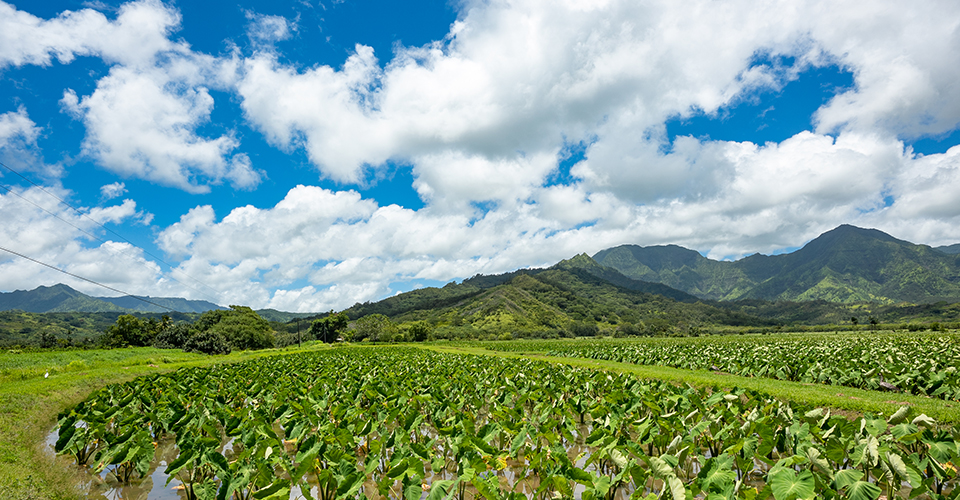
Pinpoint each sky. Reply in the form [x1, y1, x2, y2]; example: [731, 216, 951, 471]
[1, 0, 960, 312]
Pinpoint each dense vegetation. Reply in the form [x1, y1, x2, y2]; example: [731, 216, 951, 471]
[325, 264, 776, 341]
[482, 333, 960, 400]
[0, 309, 201, 348]
[55, 347, 960, 499]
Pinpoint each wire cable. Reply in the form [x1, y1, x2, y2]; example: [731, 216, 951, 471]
[0, 245, 177, 312]
[0, 160, 222, 302]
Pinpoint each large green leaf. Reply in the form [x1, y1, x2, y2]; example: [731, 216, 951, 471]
[844, 481, 881, 500]
[768, 468, 815, 500]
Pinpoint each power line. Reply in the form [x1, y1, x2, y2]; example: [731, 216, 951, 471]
[0, 184, 110, 248]
[0, 160, 222, 302]
[0, 245, 177, 313]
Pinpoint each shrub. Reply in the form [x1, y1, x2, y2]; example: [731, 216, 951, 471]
[153, 323, 192, 349]
[183, 329, 231, 355]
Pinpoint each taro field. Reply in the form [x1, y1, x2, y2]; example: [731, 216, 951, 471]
[483, 333, 960, 401]
[53, 346, 960, 499]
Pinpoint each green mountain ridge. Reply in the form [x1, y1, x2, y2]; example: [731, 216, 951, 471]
[334, 256, 772, 336]
[594, 225, 960, 304]
[0, 284, 226, 314]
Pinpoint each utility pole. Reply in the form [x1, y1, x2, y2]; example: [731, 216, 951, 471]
[297, 318, 301, 348]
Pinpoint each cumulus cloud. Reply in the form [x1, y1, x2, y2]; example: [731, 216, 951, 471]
[0, 185, 160, 296]
[99, 182, 126, 200]
[5, 0, 960, 310]
[234, 0, 960, 201]
[61, 55, 248, 193]
[0, 0, 180, 68]
[245, 11, 295, 45]
[0, 107, 60, 177]
[4, 0, 251, 192]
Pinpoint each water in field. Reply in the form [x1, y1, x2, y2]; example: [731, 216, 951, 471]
[46, 426, 187, 499]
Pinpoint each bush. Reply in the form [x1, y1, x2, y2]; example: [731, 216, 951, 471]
[353, 314, 398, 342]
[195, 306, 274, 351]
[153, 323, 192, 349]
[569, 322, 599, 337]
[615, 323, 641, 337]
[183, 329, 231, 355]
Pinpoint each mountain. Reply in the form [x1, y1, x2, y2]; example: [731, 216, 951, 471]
[254, 309, 320, 323]
[0, 284, 225, 313]
[339, 256, 771, 334]
[96, 295, 224, 313]
[936, 244, 960, 255]
[594, 225, 960, 304]
[0, 284, 128, 313]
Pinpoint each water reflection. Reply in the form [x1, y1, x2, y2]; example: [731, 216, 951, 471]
[47, 426, 186, 499]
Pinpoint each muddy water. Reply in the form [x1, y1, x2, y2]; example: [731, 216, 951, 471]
[46, 426, 187, 499]
[47, 421, 778, 500]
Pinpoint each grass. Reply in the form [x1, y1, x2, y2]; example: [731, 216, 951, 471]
[0, 342, 331, 500]
[420, 344, 960, 424]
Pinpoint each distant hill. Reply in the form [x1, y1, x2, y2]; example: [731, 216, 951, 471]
[0, 284, 128, 313]
[0, 284, 225, 313]
[594, 225, 960, 304]
[97, 295, 224, 313]
[255, 309, 319, 323]
[339, 256, 771, 334]
[936, 243, 960, 255]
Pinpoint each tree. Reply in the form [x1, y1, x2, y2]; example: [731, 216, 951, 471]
[309, 311, 349, 343]
[102, 314, 146, 348]
[190, 306, 274, 351]
[353, 314, 397, 342]
[183, 328, 231, 355]
[569, 321, 599, 337]
[153, 323, 192, 349]
[407, 321, 431, 342]
[208, 306, 275, 350]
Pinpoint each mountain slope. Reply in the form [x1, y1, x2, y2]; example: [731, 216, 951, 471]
[936, 244, 960, 255]
[594, 225, 960, 304]
[0, 284, 128, 313]
[95, 295, 224, 313]
[0, 284, 225, 313]
[340, 257, 772, 334]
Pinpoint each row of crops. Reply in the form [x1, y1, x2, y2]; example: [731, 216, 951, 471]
[55, 347, 958, 499]
[480, 333, 960, 401]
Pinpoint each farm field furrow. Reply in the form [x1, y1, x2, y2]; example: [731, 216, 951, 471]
[55, 346, 959, 499]
[480, 333, 960, 401]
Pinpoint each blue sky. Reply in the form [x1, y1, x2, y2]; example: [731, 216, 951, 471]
[1, 0, 960, 311]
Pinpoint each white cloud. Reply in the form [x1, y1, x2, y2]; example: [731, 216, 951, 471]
[0, 107, 39, 145]
[0, 0, 180, 69]
[0, 107, 60, 177]
[245, 11, 295, 45]
[61, 56, 247, 193]
[99, 182, 126, 200]
[6, 0, 960, 309]
[0, 185, 160, 296]
[233, 0, 960, 204]
[4, 0, 252, 192]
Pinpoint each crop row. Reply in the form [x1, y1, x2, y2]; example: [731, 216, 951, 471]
[480, 333, 960, 401]
[55, 346, 959, 499]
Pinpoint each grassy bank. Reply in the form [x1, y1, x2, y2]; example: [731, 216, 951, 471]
[0, 344, 330, 500]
